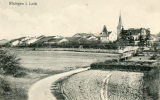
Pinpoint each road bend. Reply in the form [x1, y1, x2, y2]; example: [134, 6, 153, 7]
[28, 68, 89, 100]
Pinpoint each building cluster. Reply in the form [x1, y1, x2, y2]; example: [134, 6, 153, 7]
[7, 35, 65, 47]
[116, 14, 151, 47]
[0, 13, 155, 48]
[99, 13, 152, 47]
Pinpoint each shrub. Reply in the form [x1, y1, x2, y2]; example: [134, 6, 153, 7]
[0, 77, 12, 95]
[0, 49, 23, 76]
[13, 71, 27, 78]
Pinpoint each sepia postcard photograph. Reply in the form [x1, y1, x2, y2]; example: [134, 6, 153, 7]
[0, 0, 160, 100]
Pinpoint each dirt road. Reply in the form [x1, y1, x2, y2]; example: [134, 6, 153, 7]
[28, 68, 89, 100]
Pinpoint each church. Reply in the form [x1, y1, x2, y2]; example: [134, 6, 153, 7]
[99, 25, 112, 43]
[117, 14, 151, 46]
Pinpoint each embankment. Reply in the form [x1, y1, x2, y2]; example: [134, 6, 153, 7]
[56, 70, 144, 100]
[143, 66, 160, 100]
[90, 60, 160, 100]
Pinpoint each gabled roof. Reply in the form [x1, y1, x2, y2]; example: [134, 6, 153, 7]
[73, 33, 94, 38]
[34, 36, 55, 44]
[9, 37, 26, 43]
[100, 25, 111, 37]
[44, 38, 63, 44]
[58, 38, 69, 43]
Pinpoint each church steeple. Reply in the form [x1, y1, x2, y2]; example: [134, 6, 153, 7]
[102, 25, 107, 33]
[118, 13, 122, 27]
[117, 12, 123, 37]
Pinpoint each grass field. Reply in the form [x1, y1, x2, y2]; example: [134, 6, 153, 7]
[0, 50, 119, 100]
[14, 50, 118, 70]
[58, 70, 144, 100]
[0, 68, 64, 100]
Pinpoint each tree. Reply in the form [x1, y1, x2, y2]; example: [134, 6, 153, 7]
[0, 49, 22, 76]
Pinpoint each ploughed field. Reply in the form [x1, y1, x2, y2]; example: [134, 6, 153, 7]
[61, 70, 144, 100]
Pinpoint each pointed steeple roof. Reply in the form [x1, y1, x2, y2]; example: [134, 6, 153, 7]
[100, 25, 111, 37]
[117, 12, 123, 38]
[118, 13, 123, 27]
[102, 25, 107, 32]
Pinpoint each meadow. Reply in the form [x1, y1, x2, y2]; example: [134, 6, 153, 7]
[59, 70, 144, 100]
[0, 49, 119, 100]
[13, 50, 118, 70]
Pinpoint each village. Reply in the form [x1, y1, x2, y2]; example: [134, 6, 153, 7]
[0, 13, 160, 100]
[0, 14, 159, 51]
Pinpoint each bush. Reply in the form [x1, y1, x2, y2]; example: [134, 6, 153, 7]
[90, 60, 154, 71]
[0, 77, 12, 95]
[13, 71, 27, 78]
[0, 49, 23, 76]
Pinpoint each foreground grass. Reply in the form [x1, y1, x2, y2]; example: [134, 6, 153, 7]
[53, 58, 159, 100]
[54, 70, 144, 100]
[0, 68, 64, 100]
[0, 48, 69, 100]
[0, 65, 88, 100]
[90, 59, 160, 100]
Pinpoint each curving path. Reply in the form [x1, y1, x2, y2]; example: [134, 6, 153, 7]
[28, 68, 89, 100]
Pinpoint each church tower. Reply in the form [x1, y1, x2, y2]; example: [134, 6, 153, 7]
[117, 13, 123, 38]
[99, 25, 111, 43]
[102, 25, 108, 34]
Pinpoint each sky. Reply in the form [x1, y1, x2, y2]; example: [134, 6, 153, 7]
[0, 0, 160, 40]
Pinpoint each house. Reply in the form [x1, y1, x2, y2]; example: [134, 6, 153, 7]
[9, 37, 26, 46]
[99, 25, 111, 43]
[43, 37, 63, 45]
[119, 28, 151, 46]
[34, 36, 55, 44]
[73, 33, 94, 38]
[27, 37, 39, 45]
[108, 32, 117, 42]
[87, 36, 98, 41]
[117, 14, 151, 46]
[58, 38, 69, 44]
